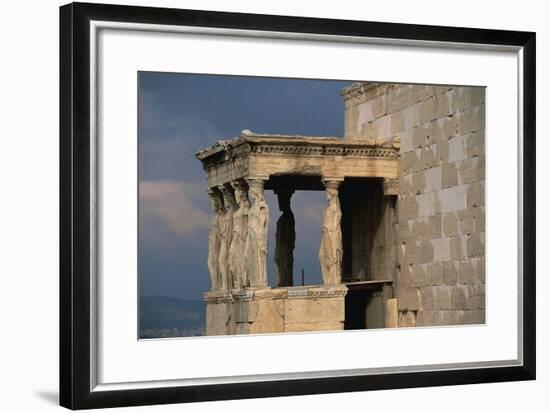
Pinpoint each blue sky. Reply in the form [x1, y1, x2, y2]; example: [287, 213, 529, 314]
[138, 72, 352, 301]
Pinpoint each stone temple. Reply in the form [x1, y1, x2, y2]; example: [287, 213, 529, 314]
[195, 82, 485, 335]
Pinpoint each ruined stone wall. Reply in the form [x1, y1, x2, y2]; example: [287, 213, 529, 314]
[342, 83, 485, 327]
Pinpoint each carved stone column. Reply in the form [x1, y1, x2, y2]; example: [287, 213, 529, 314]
[245, 178, 269, 288]
[319, 179, 343, 285]
[274, 189, 295, 287]
[229, 180, 250, 289]
[217, 184, 237, 291]
[206, 188, 225, 290]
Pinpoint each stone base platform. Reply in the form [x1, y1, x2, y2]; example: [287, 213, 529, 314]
[203, 285, 348, 336]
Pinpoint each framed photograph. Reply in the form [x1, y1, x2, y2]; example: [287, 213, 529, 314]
[59, 2, 536, 409]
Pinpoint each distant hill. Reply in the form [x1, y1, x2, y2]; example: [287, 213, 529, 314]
[139, 295, 205, 338]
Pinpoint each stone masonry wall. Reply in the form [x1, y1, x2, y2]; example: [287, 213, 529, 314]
[342, 83, 485, 327]
[204, 286, 347, 335]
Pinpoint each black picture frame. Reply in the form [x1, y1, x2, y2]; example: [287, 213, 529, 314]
[60, 2, 536, 410]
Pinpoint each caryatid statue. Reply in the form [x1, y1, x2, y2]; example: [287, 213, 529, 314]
[245, 178, 269, 287]
[217, 184, 237, 291]
[274, 190, 295, 287]
[319, 180, 343, 285]
[206, 188, 224, 290]
[228, 180, 250, 289]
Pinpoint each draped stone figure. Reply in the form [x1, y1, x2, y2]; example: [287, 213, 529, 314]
[245, 179, 269, 287]
[228, 180, 250, 289]
[319, 180, 343, 285]
[207, 188, 224, 290]
[218, 184, 237, 291]
[274, 190, 295, 287]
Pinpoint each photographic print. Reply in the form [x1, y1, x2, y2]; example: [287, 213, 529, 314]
[60, 4, 535, 408]
[138, 73, 485, 339]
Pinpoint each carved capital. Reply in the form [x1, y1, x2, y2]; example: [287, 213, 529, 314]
[230, 179, 249, 205]
[218, 183, 236, 209]
[322, 178, 343, 193]
[206, 187, 224, 212]
[246, 176, 268, 191]
[230, 179, 248, 191]
[246, 178, 268, 202]
[274, 189, 294, 211]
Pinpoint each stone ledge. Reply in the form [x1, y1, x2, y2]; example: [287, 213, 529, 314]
[203, 291, 234, 304]
[204, 284, 348, 304]
[281, 284, 348, 299]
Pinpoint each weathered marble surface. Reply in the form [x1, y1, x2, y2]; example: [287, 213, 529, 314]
[319, 180, 343, 285]
[245, 179, 269, 287]
[228, 180, 250, 289]
[204, 285, 347, 335]
[195, 132, 399, 189]
[342, 82, 486, 327]
[385, 298, 398, 328]
[198, 81, 485, 333]
[217, 184, 237, 291]
[207, 188, 224, 290]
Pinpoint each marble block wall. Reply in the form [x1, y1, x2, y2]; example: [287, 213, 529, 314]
[342, 83, 486, 327]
